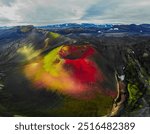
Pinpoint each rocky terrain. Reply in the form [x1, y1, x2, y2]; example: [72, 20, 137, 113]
[0, 24, 150, 116]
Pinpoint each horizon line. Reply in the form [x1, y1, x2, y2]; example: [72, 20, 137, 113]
[0, 22, 150, 27]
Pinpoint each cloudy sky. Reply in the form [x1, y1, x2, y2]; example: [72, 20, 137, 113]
[0, 0, 150, 26]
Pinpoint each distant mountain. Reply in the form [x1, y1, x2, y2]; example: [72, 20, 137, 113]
[0, 26, 12, 30]
[1, 23, 150, 35]
[37, 23, 113, 29]
[36, 23, 150, 36]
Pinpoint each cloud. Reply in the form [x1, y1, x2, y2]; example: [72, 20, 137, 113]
[0, 0, 150, 26]
[0, 0, 16, 6]
[81, 0, 150, 24]
[0, 0, 96, 25]
[15, 0, 97, 25]
[0, 17, 11, 25]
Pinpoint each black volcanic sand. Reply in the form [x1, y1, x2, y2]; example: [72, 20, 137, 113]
[0, 65, 115, 117]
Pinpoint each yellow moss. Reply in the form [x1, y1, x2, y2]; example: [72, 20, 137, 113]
[49, 32, 60, 39]
[17, 45, 41, 61]
[43, 46, 64, 77]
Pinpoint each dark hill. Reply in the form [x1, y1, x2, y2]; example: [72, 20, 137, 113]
[0, 26, 150, 117]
